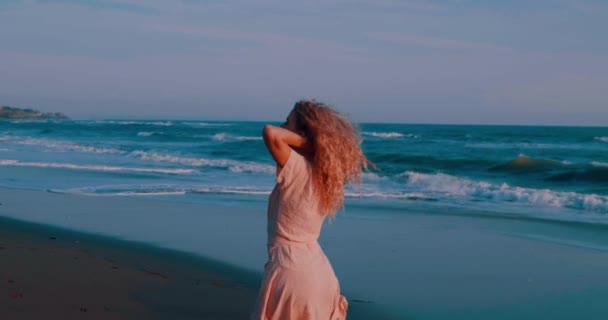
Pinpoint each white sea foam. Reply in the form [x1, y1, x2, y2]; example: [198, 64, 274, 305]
[129, 150, 275, 174]
[137, 131, 159, 137]
[595, 136, 608, 143]
[0, 160, 194, 174]
[53, 184, 270, 197]
[465, 142, 590, 150]
[5, 137, 276, 173]
[49, 185, 188, 197]
[228, 164, 273, 173]
[193, 186, 271, 196]
[398, 171, 608, 213]
[17, 137, 125, 154]
[362, 132, 413, 139]
[54, 183, 434, 200]
[5, 135, 273, 174]
[212, 133, 262, 142]
[10, 119, 56, 124]
[96, 120, 173, 126]
[361, 172, 388, 181]
[345, 191, 432, 199]
[591, 161, 608, 168]
[55, 191, 188, 197]
[146, 121, 173, 126]
[114, 191, 187, 196]
[183, 122, 233, 127]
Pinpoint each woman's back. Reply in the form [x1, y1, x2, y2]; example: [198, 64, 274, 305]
[267, 150, 326, 247]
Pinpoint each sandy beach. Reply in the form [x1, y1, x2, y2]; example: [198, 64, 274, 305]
[0, 214, 260, 319]
[0, 187, 393, 319]
[3, 186, 608, 319]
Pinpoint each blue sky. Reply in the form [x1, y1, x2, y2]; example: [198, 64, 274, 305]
[1, 0, 607, 125]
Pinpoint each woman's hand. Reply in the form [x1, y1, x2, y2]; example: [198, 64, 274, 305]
[262, 125, 311, 167]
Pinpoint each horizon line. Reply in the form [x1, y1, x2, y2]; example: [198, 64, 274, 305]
[15, 116, 607, 128]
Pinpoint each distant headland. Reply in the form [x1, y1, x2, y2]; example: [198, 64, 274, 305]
[0, 105, 69, 120]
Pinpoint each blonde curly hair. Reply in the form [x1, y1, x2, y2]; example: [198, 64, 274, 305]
[293, 100, 372, 216]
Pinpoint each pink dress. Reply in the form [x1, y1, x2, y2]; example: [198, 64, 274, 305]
[251, 150, 348, 320]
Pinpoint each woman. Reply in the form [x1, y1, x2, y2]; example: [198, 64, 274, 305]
[251, 100, 371, 320]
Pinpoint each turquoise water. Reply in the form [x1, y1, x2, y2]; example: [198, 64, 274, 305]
[1, 119, 607, 223]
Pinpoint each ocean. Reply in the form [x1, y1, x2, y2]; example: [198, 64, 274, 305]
[3, 119, 608, 318]
[1, 119, 607, 223]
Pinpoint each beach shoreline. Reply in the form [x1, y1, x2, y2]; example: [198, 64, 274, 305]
[3, 186, 608, 319]
[0, 186, 394, 319]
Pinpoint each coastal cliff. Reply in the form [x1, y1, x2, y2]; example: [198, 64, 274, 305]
[0, 106, 69, 120]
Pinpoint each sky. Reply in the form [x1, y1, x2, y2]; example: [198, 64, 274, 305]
[0, 0, 607, 125]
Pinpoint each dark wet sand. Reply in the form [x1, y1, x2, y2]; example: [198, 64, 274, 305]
[0, 215, 260, 320]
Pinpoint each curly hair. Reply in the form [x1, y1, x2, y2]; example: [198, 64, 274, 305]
[293, 99, 372, 216]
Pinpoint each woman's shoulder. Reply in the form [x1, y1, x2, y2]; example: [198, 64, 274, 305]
[276, 149, 311, 185]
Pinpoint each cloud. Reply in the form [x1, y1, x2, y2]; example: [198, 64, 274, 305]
[366, 32, 512, 52]
[32, 0, 158, 14]
[146, 24, 301, 45]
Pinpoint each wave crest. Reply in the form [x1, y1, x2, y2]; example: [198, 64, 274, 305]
[94, 120, 173, 126]
[212, 133, 262, 142]
[398, 171, 608, 213]
[0, 160, 194, 175]
[592, 162, 608, 168]
[491, 155, 560, 172]
[17, 137, 124, 154]
[183, 122, 233, 127]
[137, 131, 161, 137]
[362, 132, 416, 139]
[129, 150, 274, 174]
[3, 135, 274, 174]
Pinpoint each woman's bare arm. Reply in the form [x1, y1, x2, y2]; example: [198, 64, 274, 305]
[262, 125, 310, 167]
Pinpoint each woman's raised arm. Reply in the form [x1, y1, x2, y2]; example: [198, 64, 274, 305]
[262, 124, 310, 167]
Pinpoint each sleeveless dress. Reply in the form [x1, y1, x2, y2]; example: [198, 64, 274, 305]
[251, 149, 348, 320]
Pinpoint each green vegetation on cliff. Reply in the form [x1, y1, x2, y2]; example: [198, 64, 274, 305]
[0, 106, 69, 119]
